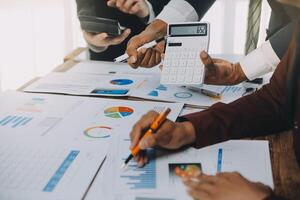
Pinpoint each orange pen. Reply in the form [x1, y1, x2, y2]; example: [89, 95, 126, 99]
[121, 107, 171, 169]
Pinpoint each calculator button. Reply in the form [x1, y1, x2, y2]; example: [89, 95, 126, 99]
[176, 75, 185, 82]
[170, 68, 176, 75]
[169, 75, 177, 83]
[172, 60, 179, 67]
[187, 60, 195, 67]
[177, 68, 186, 75]
[179, 60, 187, 67]
[161, 76, 169, 83]
[163, 68, 170, 75]
[185, 75, 193, 83]
[186, 68, 194, 75]
[193, 74, 201, 83]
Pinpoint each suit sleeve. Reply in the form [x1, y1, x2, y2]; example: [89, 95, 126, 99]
[148, 0, 170, 16]
[184, 0, 216, 19]
[269, 21, 294, 59]
[76, 0, 97, 17]
[183, 46, 292, 149]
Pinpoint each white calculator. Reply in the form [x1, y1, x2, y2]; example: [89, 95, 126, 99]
[161, 22, 210, 85]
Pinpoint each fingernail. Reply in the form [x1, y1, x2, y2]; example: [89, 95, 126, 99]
[129, 56, 137, 63]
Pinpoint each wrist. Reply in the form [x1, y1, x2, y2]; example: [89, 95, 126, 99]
[145, 19, 168, 38]
[233, 62, 248, 84]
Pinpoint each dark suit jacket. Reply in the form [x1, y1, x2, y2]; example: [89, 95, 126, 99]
[186, 0, 298, 60]
[76, 0, 169, 61]
[183, 22, 300, 200]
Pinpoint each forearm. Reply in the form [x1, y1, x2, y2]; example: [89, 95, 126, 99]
[184, 50, 291, 148]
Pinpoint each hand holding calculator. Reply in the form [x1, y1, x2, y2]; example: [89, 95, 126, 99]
[161, 22, 210, 86]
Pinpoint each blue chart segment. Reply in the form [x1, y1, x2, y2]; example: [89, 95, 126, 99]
[156, 85, 167, 91]
[0, 115, 33, 128]
[120, 149, 156, 189]
[217, 148, 223, 173]
[148, 90, 159, 97]
[221, 86, 243, 94]
[43, 150, 80, 192]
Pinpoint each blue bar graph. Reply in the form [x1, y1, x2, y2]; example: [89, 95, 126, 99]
[221, 86, 243, 94]
[217, 148, 223, 173]
[120, 149, 156, 190]
[0, 115, 33, 128]
[43, 150, 80, 192]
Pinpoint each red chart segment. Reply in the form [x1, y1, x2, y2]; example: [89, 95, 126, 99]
[104, 106, 134, 119]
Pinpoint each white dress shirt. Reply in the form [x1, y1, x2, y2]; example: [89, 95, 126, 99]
[239, 41, 280, 80]
[156, 0, 199, 23]
[155, 0, 280, 80]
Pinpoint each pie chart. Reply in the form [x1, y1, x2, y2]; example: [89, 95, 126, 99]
[104, 106, 134, 119]
[84, 126, 112, 138]
[110, 79, 133, 86]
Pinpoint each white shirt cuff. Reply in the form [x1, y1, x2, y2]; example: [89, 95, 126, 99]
[156, 0, 199, 24]
[88, 44, 107, 53]
[145, 0, 156, 24]
[239, 41, 280, 80]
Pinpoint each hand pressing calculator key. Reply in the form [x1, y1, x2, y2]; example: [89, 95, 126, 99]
[161, 22, 210, 85]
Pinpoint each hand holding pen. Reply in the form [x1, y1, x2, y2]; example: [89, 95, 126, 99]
[125, 108, 197, 168]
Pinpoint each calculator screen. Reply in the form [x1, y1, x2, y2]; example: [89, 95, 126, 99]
[169, 24, 207, 37]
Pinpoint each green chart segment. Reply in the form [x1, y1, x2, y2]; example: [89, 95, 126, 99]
[104, 106, 134, 119]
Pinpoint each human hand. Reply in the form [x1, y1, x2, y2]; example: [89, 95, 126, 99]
[129, 110, 196, 167]
[182, 172, 272, 200]
[200, 51, 248, 85]
[107, 0, 150, 18]
[126, 19, 167, 68]
[83, 29, 131, 49]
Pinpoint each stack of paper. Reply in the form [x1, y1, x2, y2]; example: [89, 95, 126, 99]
[0, 91, 184, 200]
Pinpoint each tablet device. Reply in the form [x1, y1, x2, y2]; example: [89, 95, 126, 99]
[79, 15, 125, 37]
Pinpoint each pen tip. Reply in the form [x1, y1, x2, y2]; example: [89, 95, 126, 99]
[120, 163, 128, 171]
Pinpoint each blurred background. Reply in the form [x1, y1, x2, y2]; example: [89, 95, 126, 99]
[0, 0, 271, 91]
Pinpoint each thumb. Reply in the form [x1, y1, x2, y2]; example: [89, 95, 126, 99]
[139, 134, 157, 150]
[200, 51, 214, 68]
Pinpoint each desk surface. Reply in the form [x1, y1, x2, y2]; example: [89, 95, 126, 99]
[19, 50, 300, 200]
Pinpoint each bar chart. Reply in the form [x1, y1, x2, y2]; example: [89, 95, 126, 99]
[120, 149, 156, 190]
[0, 115, 33, 128]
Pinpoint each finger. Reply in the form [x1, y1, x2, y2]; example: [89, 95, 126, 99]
[155, 52, 161, 65]
[129, 111, 159, 148]
[116, 0, 126, 8]
[200, 51, 214, 67]
[148, 50, 157, 67]
[129, 3, 140, 14]
[109, 29, 131, 45]
[140, 49, 152, 67]
[123, 0, 136, 12]
[107, 0, 117, 7]
[187, 188, 211, 200]
[154, 41, 165, 54]
[139, 134, 157, 150]
[127, 33, 155, 67]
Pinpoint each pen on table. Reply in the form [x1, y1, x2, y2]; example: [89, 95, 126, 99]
[200, 89, 221, 99]
[114, 36, 166, 63]
[121, 107, 171, 170]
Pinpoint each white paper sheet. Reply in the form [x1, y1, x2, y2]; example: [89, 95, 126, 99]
[130, 76, 245, 107]
[23, 72, 147, 97]
[93, 138, 273, 200]
[67, 61, 161, 76]
[0, 91, 184, 200]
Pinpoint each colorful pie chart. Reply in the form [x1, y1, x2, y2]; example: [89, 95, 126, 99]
[84, 126, 112, 138]
[104, 106, 134, 119]
[110, 79, 133, 86]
